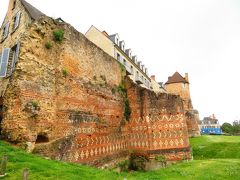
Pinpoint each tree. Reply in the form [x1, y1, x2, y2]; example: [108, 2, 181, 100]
[221, 123, 233, 134]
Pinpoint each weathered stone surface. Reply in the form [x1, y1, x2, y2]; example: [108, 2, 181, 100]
[1, 15, 192, 167]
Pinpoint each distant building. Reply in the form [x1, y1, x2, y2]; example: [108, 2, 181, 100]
[85, 26, 152, 89]
[199, 114, 222, 135]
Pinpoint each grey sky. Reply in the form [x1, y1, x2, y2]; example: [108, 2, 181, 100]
[1, 0, 240, 124]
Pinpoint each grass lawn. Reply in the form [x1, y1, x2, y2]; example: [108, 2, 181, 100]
[0, 135, 240, 179]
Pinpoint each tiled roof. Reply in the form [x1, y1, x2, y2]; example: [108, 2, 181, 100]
[21, 0, 45, 20]
[165, 72, 188, 84]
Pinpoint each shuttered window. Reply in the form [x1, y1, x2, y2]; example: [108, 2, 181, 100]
[11, 42, 20, 72]
[2, 22, 9, 40]
[13, 11, 21, 31]
[0, 48, 10, 77]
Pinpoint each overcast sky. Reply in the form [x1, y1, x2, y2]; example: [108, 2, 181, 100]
[1, 0, 240, 124]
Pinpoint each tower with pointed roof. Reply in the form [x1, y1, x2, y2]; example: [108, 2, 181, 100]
[165, 72, 200, 137]
[165, 72, 192, 109]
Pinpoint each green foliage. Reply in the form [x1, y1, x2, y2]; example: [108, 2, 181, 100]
[124, 99, 131, 121]
[1, 136, 240, 179]
[62, 69, 69, 77]
[45, 42, 52, 49]
[53, 29, 64, 42]
[111, 88, 116, 94]
[221, 122, 240, 135]
[31, 101, 39, 109]
[117, 82, 131, 121]
[117, 83, 126, 95]
[155, 155, 166, 163]
[155, 155, 167, 167]
[221, 123, 233, 133]
[117, 160, 129, 172]
[190, 135, 240, 159]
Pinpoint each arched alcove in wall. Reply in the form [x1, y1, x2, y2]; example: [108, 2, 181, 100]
[35, 133, 49, 144]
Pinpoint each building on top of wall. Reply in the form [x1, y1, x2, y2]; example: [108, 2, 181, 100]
[165, 72, 200, 137]
[199, 114, 222, 135]
[85, 25, 152, 89]
[150, 75, 166, 93]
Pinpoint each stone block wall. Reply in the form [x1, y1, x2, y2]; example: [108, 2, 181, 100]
[1, 16, 191, 167]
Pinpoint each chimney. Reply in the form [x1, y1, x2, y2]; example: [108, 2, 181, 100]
[185, 73, 189, 82]
[151, 75, 155, 81]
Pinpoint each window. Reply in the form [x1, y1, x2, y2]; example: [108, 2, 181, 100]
[0, 48, 11, 77]
[116, 38, 119, 45]
[2, 22, 9, 40]
[0, 42, 20, 77]
[130, 65, 133, 73]
[12, 11, 21, 31]
[117, 53, 120, 61]
[10, 42, 20, 72]
[12, 0, 16, 10]
[123, 59, 126, 65]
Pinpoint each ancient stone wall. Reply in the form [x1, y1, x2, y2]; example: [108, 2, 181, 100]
[1, 17, 191, 167]
[165, 82, 200, 137]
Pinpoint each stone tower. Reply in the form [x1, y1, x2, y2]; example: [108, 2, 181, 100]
[165, 72, 200, 137]
[165, 72, 192, 110]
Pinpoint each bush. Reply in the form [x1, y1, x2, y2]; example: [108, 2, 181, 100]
[53, 29, 64, 42]
[117, 160, 129, 172]
[155, 155, 167, 167]
[31, 101, 39, 109]
[62, 69, 69, 77]
[45, 42, 52, 49]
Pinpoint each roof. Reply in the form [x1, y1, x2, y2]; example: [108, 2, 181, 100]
[21, 0, 45, 20]
[165, 72, 188, 84]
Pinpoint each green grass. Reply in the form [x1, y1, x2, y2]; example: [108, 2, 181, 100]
[0, 135, 240, 179]
[190, 135, 240, 159]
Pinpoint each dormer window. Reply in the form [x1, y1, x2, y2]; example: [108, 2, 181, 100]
[120, 41, 125, 51]
[12, 0, 16, 10]
[125, 49, 132, 58]
[116, 37, 119, 45]
[12, 11, 21, 32]
[2, 22, 10, 40]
